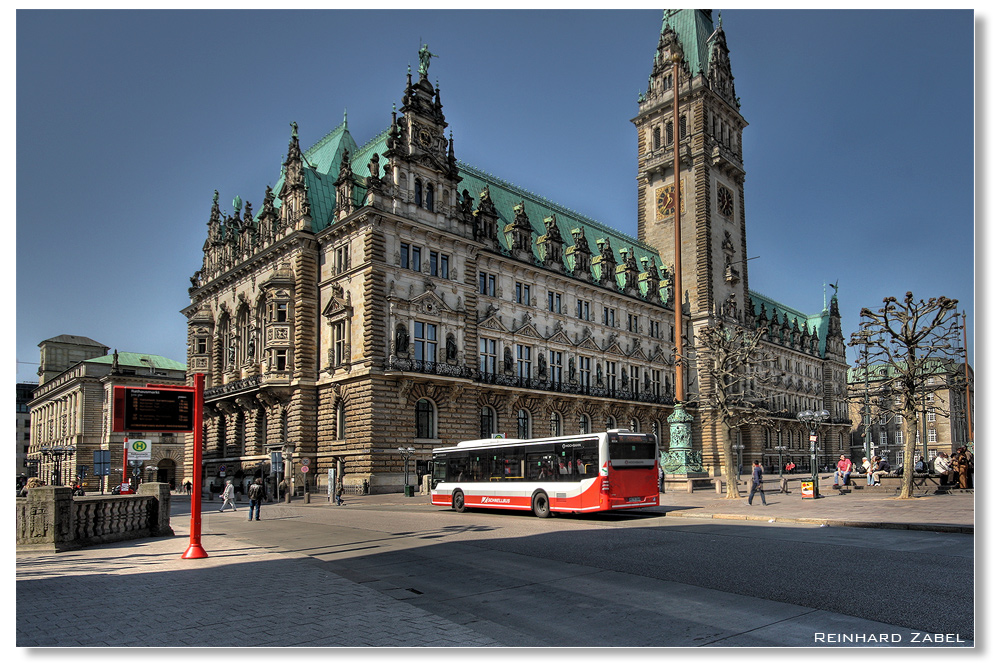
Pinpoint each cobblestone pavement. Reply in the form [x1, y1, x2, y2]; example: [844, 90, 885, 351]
[16, 520, 501, 648]
[16, 483, 972, 648]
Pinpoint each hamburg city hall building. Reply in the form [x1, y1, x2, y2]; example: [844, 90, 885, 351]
[182, 9, 851, 495]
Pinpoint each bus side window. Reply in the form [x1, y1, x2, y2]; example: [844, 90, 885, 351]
[581, 439, 599, 478]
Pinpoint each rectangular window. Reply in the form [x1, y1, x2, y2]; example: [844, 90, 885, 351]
[929, 429, 937, 443]
[603, 307, 616, 327]
[275, 349, 287, 371]
[651, 369, 662, 396]
[412, 246, 422, 272]
[630, 366, 640, 393]
[516, 344, 532, 379]
[400, 242, 410, 269]
[333, 244, 350, 274]
[879, 431, 887, 446]
[429, 251, 439, 277]
[333, 321, 347, 367]
[196, 338, 208, 354]
[440, 254, 449, 280]
[414, 322, 438, 363]
[895, 414, 903, 425]
[479, 272, 497, 297]
[515, 281, 531, 305]
[577, 299, 591, 320]
[479, 338, 497, 374]
[895, 431, 903, 445]
[579, 356, 592, 388]
[275, 303, 288, 322]
[548, 291, 562, 313]
[649, 320, 660, 338]
[549, 351, 563, 384]
[927, 409, 936, 422]
[627, 313, 637, 333]
[606, 361, 617, 390]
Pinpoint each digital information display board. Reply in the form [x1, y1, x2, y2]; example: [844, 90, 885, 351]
[113, 386, 195, 432]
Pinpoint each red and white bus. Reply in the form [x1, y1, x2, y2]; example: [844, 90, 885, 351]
[430, 430, 660, 517]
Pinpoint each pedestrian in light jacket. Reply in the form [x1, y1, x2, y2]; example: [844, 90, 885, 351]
[219, 480, 237, 511]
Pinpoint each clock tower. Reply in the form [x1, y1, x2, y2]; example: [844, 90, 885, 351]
[633, 9, 750, 324]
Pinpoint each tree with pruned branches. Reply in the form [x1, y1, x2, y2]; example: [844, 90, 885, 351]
[856, 292, 963, 499]
[695, 319, 779, 499]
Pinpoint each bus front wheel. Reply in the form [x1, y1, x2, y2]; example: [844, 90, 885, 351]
[453, 490, 466, 513]
[532, 491, 551, 518]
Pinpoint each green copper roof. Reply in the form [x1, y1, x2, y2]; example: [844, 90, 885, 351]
[456, 162, 666, 295]
[273, 123, 668, 298]
[847, 358, 966, 384]
[750, 290, 831, 357]
[85, 352, 187, 371]
[661, 9, 717, 76]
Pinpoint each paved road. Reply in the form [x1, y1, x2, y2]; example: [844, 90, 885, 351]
[212, 496, 975, 646]
[16, 490, 975, 648]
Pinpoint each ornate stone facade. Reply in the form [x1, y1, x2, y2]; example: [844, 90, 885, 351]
[183, 10, 850, 492]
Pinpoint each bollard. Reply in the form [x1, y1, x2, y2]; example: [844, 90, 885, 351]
[715, 478, 723, 494]
[686, 479, 694, 493]
[304, 492, 310, 504]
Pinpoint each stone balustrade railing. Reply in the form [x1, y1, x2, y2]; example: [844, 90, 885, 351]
[15, 482, 173, 552]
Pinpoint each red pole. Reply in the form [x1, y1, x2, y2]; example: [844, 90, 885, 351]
[182, 373, 208, 559]
[122, 438, 129, 487]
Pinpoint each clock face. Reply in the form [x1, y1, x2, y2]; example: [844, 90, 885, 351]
[717, 184, 735, 218]
[417, 127, 432, 147]
[656, 185, 675, 218]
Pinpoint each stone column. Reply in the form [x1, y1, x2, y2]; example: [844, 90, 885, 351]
[138, 482, 174, 537]
[19, 486, 76, 552]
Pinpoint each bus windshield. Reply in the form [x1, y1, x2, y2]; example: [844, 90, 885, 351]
[608, 432, 657, 467]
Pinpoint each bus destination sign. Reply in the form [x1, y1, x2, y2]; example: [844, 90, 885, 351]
[113, 386, 195, 433]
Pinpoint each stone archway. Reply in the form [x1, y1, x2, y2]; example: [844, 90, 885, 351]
[155, 458, 177, 487]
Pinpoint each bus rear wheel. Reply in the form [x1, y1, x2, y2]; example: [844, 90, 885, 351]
[532, 491, 551, 518]
[453, 490, 466, 513]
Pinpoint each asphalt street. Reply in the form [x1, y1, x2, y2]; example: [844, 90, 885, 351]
[211, 496, 974, 646]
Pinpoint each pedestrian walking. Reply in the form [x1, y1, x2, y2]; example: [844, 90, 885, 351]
[278, 478, 289, 501]
[219, 479, 237, 511]
[184, 480, 192, 495]
[747, 460, 767, 506]
[335, 477, 345, 506]
[247, 477, 265, 520]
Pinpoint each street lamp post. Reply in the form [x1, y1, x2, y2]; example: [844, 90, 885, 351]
[397, 446, 415, 495]
[731, 442, 745, 481]
[39, 445, 76, 486]
[796, 409, 830, 497]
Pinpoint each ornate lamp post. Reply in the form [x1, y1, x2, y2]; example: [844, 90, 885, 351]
[731, 442, 745, 481]
[39, 445, 76, 486]
[398, 446, 416, 495]
[796, 409, 829, 495]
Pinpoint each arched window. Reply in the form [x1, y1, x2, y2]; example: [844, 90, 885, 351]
[605, 415, 617, 430]
[549, 412, 562, 437]
[479, 405, 496, 439]
[415, 398, 435, 439]
[517, 409, 531, 439]
[652, 420, 661, 444]
[653, 127, 661, 150]
[630, 417, 640, 433]
[579, 413, 591, 434]
[414, 179, 423, 208]
[426, 184, 434, 212]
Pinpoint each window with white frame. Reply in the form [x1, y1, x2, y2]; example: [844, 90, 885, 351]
[549, 351, 563, 384]
[479, 338, 497, 375]
[515, 281, 532, 305]
[413, 322, 438, 363]
[516, 344, 532, 379]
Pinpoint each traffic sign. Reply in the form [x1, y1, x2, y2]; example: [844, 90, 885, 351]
[301, 458, 310, 466]
[301, 465, 309, 473]
[126, 439, 152, 461]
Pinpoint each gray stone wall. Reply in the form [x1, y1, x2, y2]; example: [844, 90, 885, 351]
[15, 482, 173, 552]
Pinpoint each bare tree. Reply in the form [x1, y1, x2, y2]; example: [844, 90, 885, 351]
[857, 293, 963, 499]
[695, 320, 778, 499]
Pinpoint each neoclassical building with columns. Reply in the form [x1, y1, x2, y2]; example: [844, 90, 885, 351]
[183, 10, 849, 493]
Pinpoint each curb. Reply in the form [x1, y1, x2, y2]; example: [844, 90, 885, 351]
[670, 511, 973, 534]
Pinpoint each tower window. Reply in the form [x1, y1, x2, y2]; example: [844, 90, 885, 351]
[426, 184, 434, 212]
[653, 127, 661, 150]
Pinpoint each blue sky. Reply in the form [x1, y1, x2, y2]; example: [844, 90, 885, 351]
[15, 8, 978, 384]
